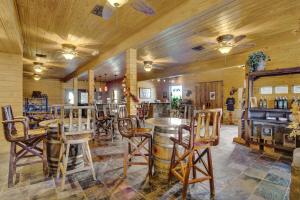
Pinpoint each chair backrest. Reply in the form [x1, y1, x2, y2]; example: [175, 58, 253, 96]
[50, 105, 61, 119]
[117, 118, 133, 138]
[60, 105, 96, 138]
[1, 105, 17, 140]
[118, 104, 128, 118]
[191, 108, 222, 147]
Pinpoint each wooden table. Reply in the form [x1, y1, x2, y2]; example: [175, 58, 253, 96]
[39, 119, 86, 175]
[145, 117, 189, 180]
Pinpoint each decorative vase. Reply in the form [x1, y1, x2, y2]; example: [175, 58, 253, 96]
[256, 59, 266, 71]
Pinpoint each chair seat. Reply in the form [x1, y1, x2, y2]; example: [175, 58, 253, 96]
[29, 128, 46, 136]
[127, 128, 152, 137]
[64, 133, 92, 141]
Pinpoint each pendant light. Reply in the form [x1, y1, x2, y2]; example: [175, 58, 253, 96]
[104, 74, 108, 92]
[98, 76, 102, 92]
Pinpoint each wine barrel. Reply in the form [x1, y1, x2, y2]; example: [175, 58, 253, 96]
[46, 127, 84, 175]
[152, 126, 187, 180]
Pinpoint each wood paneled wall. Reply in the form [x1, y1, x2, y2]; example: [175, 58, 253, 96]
[0, 53, 23, 140]
[23, 78, 63, 105]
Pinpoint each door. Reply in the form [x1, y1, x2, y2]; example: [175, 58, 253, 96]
[195, 81, 223, 109]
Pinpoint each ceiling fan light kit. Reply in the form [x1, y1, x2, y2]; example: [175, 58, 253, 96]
[218, 44, 233, 54]
[62, 44, 77, 60]
[107, 0, 128, 7]
[144, 60, 153, 72]
[33, 62, 43, 73]
[33, 74, 41, 81]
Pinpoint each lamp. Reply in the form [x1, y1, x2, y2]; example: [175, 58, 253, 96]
[33, 62, 43, 73]
[144, 61, 153, 72]
[33, 74, 41, 81]
[107, 0, 128, 7]
[218, 43, 233, 54]
[104, 74, 108, 92]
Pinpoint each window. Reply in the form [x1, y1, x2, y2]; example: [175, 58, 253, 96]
[113, 90, 118, 103]
[65, 90, 74, 104]
[171, 85, 182, 99]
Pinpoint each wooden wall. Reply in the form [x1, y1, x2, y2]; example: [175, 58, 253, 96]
[23, 78, 63, 105]
[0, 53, 23, 140]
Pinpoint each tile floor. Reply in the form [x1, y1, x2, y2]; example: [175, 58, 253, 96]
[0, 125, 291, 200]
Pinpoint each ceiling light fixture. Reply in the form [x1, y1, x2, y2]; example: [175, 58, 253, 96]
[104, 74, 108, 92]
[33, 74, 41, 81]
[107, 0, 128, 7]
[144, 61, 153, 72]
[62, 44, 77, 60]
[33, 62, 44, 73]
[218, 43, 233, 54]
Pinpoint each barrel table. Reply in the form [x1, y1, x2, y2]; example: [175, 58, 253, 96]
[39, 119, 85, 175]
[145, 117, 189, 180]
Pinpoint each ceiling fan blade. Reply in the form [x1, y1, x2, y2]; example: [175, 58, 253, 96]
[233, 35, 247, 43]
[102, 2, 115, 20]
[23, 71, 34, 75]
[131, 0, 155, 15]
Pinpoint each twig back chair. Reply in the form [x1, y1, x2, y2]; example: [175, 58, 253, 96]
[117, 105, 153, 178]
[168, 108, 222, 200]
[56, 105, 96, 188]
[95, 104, 114, 140]
[1, 105, 47, 187]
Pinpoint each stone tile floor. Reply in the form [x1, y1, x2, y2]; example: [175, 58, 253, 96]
[0, 125, 291, 200]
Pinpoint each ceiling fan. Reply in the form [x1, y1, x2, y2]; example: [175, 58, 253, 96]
[93, 0, 155, 20]
[55, 43, 100, 60]
[192, 34, 255, 55]
[137, 60, 164, 72]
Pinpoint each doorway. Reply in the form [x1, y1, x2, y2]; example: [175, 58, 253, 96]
[195, 81, 223, 109]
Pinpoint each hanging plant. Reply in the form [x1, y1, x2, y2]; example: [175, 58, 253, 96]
[247, 51, 270, 72]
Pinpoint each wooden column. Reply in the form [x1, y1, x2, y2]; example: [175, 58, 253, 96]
[126, 48, 137, 115]
[73, 77, 78, 105]
[88, 70, 94, 104]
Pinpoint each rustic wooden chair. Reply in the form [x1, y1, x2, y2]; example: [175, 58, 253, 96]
[95, 104, 114, 138]
[56, 105, 96, 189]
[168, 108, 222, 200]
[1, 105, 47, 187]
[117, 105, 153, 178]
[137, 102, 150, 127]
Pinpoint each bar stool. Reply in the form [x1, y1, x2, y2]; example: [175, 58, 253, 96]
[117, 106, 153, 178]
[1, 105, 47, 187]
[56, 106, 96, 189]
[168, 108, 222, 200]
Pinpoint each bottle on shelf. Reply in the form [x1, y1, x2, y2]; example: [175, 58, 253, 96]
[274, 96, 278, 109]
[263, 96, 268, 108]
[283, 96, 288, 109]
[259, 96, 263, 108]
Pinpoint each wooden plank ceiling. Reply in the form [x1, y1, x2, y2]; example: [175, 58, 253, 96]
[15, 0, 300, 81]
[16, 0, 185, 80]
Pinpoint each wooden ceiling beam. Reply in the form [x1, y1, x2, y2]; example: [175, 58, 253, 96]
[0, 0, 23, 54]
[62, 0, 226, 82]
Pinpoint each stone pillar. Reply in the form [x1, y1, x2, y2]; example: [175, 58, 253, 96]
[73, 77, 78, 105]
[125, 48, 137, 115]
[88, 70, 95, 104]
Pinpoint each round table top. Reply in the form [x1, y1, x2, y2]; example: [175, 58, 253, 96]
[39, 118, 88, 128]
[145, 117, 189, 128]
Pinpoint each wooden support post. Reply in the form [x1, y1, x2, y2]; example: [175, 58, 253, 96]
[125, 49, 137, 115]
[88, 70, 95, 104]
[73, 77, 78, 106]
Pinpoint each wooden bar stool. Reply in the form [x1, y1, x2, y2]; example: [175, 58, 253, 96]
[168, 108, 222, 200]
[56, 105, 96, 189]
[1, 105, 47, 187]
[117, 105, 153, 178]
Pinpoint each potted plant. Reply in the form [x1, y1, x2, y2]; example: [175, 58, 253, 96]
[247, 51, 270, 72]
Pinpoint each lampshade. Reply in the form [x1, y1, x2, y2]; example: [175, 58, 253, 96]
[218, 44, 233, 54]
[104, 85, 108, 92]
[33, 74, 41, 81]
[62, 52, 75, 60]
[107, 0, 128, 7]
[33, 63, 43, 73]
[99, 87, 102, 92]
[144, 61, 153, 72]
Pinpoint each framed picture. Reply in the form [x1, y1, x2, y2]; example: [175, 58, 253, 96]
[250, 97, 258, 108]
[275, 85, 288, 94]
[139, 88, 151, 99]
[283, 134, 296, 148]
[209, 91, 216, 100]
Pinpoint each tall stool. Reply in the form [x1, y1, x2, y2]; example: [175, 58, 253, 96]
[56, 106, 96, 189]
[1, 105, 47, 187]
[168, 108, 222, 200]
[117, 105, 153, 178]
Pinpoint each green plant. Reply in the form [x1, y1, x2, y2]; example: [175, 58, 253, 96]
[247, 51, 270, 72]
[171, 97, 180, 109]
